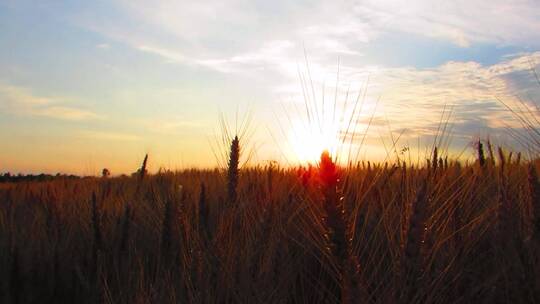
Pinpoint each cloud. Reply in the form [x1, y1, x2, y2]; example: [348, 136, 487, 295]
[372, 0, 540, 47]
[358, 52, 540, 130]
[136, 45, 188, 64]
[272, 51, 540, 153]
[196, 40, 297, 73]
[75, 0, 540, 86]
[0, 84, 51, 106]
[0, 84, 101, 121]
[135, 39, 298, 75]
[75, 0, 372, 73]
[36, 106, 101, 121]
[73, 0, 540, 147]
[49, 1, 540, 160]
[71, 0, 540, 104]
[79, 0, 540, 59]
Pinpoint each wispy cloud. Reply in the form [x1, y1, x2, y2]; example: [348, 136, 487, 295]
[361, 0, 540, 47]
[77, 0, 540, 86]
[136, 45, 188, 64]
[36, 106, 101, 121]
[0, 84, 102, 121]
[135, 40, 296, 74]
[80, 0, 540, 60]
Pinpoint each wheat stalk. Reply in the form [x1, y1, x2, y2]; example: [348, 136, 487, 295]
[432, 147, 438, 172]
[477, 140, 486, 168]
[498, 147, 506, 170]
[118, 204, 131, 258]
[199, 183, 210, 238]
[528, 164, 540, 242]
[161, 196, 173, 261]
[139, 154, 148, 181]
[319, 151, 367, 304]
[227, 136, 240, 204]
[401, 180, 429, 302]
[90, 191, 102, 292]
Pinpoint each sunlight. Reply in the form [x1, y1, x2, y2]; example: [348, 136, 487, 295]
[283, 77, 376, 164]
[288, 118, 340, 163]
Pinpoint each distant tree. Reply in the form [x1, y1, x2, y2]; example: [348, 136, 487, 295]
[102, 168, 111, 178]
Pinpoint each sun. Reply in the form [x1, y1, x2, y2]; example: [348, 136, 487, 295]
[279, 65, 374, 165]
[288, 118, 340, 163]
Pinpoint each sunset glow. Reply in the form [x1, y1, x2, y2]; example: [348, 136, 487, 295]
[288, 118, 341, 163]
[0, 1, 539, 174]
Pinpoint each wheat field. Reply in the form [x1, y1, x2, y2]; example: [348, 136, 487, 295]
[1, 141, 540, 304]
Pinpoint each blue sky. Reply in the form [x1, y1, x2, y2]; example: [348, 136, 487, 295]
[1, 0, 540, 174]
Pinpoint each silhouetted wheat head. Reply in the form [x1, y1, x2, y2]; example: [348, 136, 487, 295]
[319, 150, 367, 304]
[227, 135, 240, 204]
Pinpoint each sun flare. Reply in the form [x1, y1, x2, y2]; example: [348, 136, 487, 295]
[288, 118, 341, 163]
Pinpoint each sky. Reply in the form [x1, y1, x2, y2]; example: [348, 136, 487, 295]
[1, 0, 540, 175]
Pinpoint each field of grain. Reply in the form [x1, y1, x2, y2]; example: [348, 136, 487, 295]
[1, 141, 540, 304]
